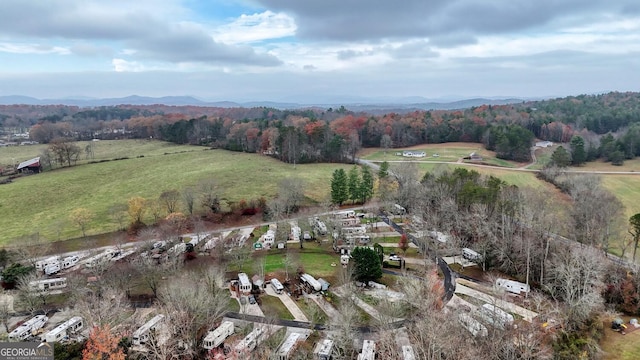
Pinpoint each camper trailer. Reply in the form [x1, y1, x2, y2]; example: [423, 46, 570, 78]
[458, 313, 488, 337]
[357, 340, 376, 360]
[202, 321, 234, 350]
[61, 255, 80, 269]
[44, 316, 83, 343]
[8, 315, 48, 341]
[314, 220, 328, 235]
[402, 345, 416, 360]
[496, 278, 530, 295]
[276, 332, 304, 360]
[234, 326, 265, 355]
[462, 248, 482, 262]
[29, 277, 67, 292]
[133, 314, 165, 346]
[44, 263, 61, 276]
[334, 210, 355, 219]
[393, 204, 406, 215]
[271, 278, 284, 294]
[36, 257, 59, 272]
[238, 273, 252, 294]
[300, 273, 322, 292]
[341, 226, 367, 236]
[313, 339, 334, 360]
[479, 304, 514, 329]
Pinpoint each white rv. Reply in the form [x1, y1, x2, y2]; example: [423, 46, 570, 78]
[393, 204, 406, 215]
[271, 278, 284, 294]
[238, 273, 252, 294]
[233, 326, 265, 355]
[61, 255, 80, 269]
[36, 257, 59, 272]
[202, 321, 234, 350]
[334, 210, 356, 219]
[402, 345, 416, 360]
[8, 315, 48, 341]
[341, 226, 367, 236]
[314, 220, 328, 235]
[29, 278, 67, 292]
[133, 314, 165, 346]
[44, 263, 61, 276]
[357, 340, 376, 360]
[300, 273, 322, 292]
[276, 332, 303, 360]
[462, 248, 482, 262]
[313, 339, 334, 360]
[496, 278, 530, 295]
[44, 316, 83, 343]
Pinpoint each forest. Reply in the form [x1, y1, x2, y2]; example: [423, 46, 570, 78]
[2, 91, 640, 165]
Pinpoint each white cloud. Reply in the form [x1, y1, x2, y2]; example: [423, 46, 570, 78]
[215, 11, 297, 44]
[0, 43, 70, 55]
[112, 58, 145, 72]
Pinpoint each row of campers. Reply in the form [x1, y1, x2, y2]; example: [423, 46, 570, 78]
[8, 315, 83, 343]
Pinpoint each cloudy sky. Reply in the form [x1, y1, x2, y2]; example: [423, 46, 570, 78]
[1, 0, 639, 103]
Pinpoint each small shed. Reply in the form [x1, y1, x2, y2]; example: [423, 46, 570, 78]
[317, 278, 330, 291]
[17, 157, 41, 173]
[252, 274, 264, 289]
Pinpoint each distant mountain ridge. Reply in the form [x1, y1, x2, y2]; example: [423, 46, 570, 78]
[0, 95, 525, 112]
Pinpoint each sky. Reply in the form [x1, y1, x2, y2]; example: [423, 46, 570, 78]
[0, 0, 639, 103]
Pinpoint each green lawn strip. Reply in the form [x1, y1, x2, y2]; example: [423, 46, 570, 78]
[295, 297, 328, 324]
[259, 294, 295, 320]
[227, 297, 241, 312]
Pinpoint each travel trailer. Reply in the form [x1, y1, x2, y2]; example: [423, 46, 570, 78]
[202, 321, 234, 350]
[132, 314, 165, 346]
[44, 316, 83, 343]
[8, 315, 48, 341]
[496, 278, 530, 295]
[313, 339, 334, 360]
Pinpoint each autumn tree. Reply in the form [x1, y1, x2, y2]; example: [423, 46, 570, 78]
[199, 179, 221, 214]
[82, 325, 125, 360]
[49, 137, 81, 167]
[398, 234, 409, 256]
[330, 168, 349, 205]
[159, 189, 181, 214]
[127, 196, 147, 226]
[70, 208, 93, 238]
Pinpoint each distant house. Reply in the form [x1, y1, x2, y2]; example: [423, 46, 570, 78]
[17, 157, 42, 173]
[469, 152, 483, 161]
[535, 141, 553, 148]
[402, 151, 426, 158]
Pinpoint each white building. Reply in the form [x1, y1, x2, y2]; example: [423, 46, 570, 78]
[402, 151, 426, 158]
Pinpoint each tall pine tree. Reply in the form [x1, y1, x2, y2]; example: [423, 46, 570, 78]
[330, 169, 349, 205]
[359, 165, 374, 204]
[347, 166, 361, 204]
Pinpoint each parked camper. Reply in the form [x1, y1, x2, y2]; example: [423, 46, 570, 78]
[496, 278, 530, 295]
[458, 313, 488, 337]
[276, 332, 303, 360]
[62, 255, 80, 269]
[36, 257, 59, 272]
[234, 326, 264, 355]
[202, 321, 234, 350]
[334, 210, 355, 219]
[8, 315, 48, 341]
[133, 314, 165, 346]
[290, 226, 301, 242]
[313, 339, 334, 360]
[341, 226, 367, 236]
[44, 316, 83, 343]
[29, 277, 67, 292]
[238, 273, 252, 294]
[300, 273, 322, 292]
[393, 204, 406, 215]
[314, 220, 328, 235]
[462, 248, 482, 262]
[357, 340, 376, 360]
[479, 304, 514, 329]
[271, 278, 284, 294]
[402, 345, 416, 360]
[44, 263, 61, 276]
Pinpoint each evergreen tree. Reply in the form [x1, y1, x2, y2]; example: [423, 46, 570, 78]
[570, 135, 586, 165]
[330, 169, 349, 205]
[347, 166, 361, 204]
[550, 146, 572, 167]
[359, 166, 375, 204]
[378, 161, 390, 179]
[351, 247, 382, 283]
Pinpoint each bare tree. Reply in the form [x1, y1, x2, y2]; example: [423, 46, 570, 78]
[10, 233, 51, 270]
[73, 285, 131, 329]
[182, 186, 196, 215]
[199, 179, 221, 214]
[16, 273, 48, 314]
[133, 255, 182, 298]
[159, 189, 181, 214]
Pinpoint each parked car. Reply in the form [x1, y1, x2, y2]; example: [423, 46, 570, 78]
[389, 253, 401, 261]
[303, 231, 312, 241]
[248, 295, 256, 305]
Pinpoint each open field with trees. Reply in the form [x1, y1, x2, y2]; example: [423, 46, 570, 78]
[0, 142, 352, 242]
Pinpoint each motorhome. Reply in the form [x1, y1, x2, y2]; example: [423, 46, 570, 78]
[300, 273, 322, 292]
[8, 315, 48, 341]
[44, 316, 83, 343]
[233, 326, 264, 355]
[496, 278, 530, 295]
[314, 219, 328, 235]
[357, 340, 376, 360]
[276, 332, 304, 360]
[61, 255, 80, 269]
[313, 339, 334, 360]
[345, 235, 371, 245]
[462, 248, 482, 262]
[133, 314, 165, 346]
[271, 278, 284, 294]
[36, 257, 59, 272]
[290, 226, 301, 242]
[202, 321, 234, 350]
[29, 277, 67, 292]
[44, 263, 61, 276]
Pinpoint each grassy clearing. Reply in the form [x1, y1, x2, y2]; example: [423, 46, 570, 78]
[601, 175, 640, 220]
[259, 295, 295, 320]
[600, 316, 640, 360]
[296, 297, 328, 324]
[359, 143, 490, 162]
[415, 163, 546, 189]
[0, 142, 351, 243]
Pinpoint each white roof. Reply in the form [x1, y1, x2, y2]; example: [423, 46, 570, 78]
[238, 273, 251, 287]
[133, 314, 165, 337]
[17, 157, 40, 170]
[277, 333, 302, 356]
[314, 339, 333, 355]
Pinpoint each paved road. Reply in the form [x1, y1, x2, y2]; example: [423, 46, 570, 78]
[264, 286, 308, 322]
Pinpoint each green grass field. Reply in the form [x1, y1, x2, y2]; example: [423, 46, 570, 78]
[259, 295, 295, 320]
[0, 141, 351, 243]
[602, 175, 640, 220]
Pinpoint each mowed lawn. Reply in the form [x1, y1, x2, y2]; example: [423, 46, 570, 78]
[602, 175, 640, 220]
[0, 143, 351, 243]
